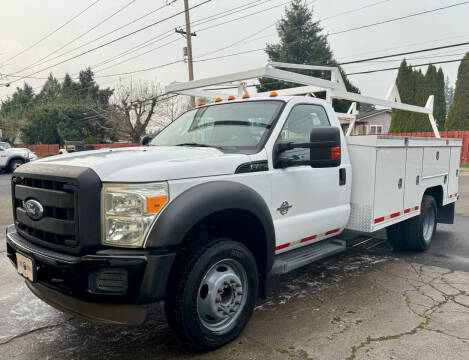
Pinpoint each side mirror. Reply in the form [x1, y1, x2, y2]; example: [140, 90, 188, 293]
[275, 127, 341, 168]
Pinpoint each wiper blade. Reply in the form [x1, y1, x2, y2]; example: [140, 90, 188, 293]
[175, 143, 213, 148]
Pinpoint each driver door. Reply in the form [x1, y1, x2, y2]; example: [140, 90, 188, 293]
[270, 103, 349, 252]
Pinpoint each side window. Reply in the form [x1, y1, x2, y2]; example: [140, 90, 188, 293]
[278, 104, 330, 161]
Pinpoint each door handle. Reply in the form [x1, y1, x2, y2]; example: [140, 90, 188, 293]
[339, 168, 346, 186]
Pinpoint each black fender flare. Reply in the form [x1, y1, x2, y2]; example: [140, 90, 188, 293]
[145, 180, 276, 273]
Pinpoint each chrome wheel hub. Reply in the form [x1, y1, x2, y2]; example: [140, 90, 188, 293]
[197, 259, 247, 333]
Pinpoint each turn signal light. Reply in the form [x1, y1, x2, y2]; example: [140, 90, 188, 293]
[269, 91, 278, 97]
[331, 146, 341, 160]
[242, 93, 250, 99]
[198, 101, 205, 106]
[146, 196, 168, 214]
[227, 95, 235, 100]
[215, 97, 222, 102]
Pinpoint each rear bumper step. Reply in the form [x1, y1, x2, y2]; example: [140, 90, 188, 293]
[271, 239, 346, 274]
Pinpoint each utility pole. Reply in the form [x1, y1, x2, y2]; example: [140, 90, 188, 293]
[176, 0, 196, 108]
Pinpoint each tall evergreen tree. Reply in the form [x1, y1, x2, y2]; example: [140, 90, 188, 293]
[390, 61, 446, 132]
[446, 53, 469, 130]
[389, 60, 415, 132]
[444, 76, 455, 114]
[434, 68, 446, 129]
[256, 0, 359, 112]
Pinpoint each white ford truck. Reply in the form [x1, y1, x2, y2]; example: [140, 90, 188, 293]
[0, 141, 38, 172]
[6, 63, 461, 350]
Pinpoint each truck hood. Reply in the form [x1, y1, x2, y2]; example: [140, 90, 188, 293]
[8, 147, 30, 154]
[36, 146, 251, 182]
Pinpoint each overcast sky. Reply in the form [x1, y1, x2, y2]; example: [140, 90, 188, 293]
[0, 0, 468, 102]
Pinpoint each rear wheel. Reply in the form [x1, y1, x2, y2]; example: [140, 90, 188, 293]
[164, 237, 258, 350]
[8, 159, 24, 172]
[387, 195, 437, 251]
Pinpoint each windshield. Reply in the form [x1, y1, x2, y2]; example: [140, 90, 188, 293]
[0, 142, 11, 149]
[150, 100, 283, 152]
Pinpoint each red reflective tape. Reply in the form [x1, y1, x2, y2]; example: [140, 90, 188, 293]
[404, 208, 410, 214]
[390, 212, 400, 219]
[374, 217, 385, 224]
[300, 234, 317, 243]
[414, 206, 420, 210]
[325, 228, 340, 236]
[275, 243, 290, 251]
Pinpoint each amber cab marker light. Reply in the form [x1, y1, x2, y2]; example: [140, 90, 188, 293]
[215, 97, 222, 102]
[269, 91, 278, 97]
[227, 95, 235, 100]
[197, 101, 205, 106]
[242, 93, 250, 99]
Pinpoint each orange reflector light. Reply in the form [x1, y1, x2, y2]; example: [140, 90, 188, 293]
[242, 93, 250, 99]
[269, 91, 278, 97]
[228, 95, 235, 100]
[146, 196, 168, 214]
[331, 146, 341, 160]
[198, 101, 205, 106]
[215, 97, 222, 102]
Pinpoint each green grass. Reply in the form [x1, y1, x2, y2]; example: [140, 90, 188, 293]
[461, 163, 469, 168]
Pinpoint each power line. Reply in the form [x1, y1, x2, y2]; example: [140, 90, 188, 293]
[11, 0, 138, 76]
[194, 48, 265, 62]
[329, 1, 469, 36]
[7, 0, 212, 86]
[94, 60, 183, 78]
[1, 0, 102, 65]
[8, 0, 261, 77]
[194, 0, 389, 60]
[320, 0, 390, 21]
[347, 57, 469, 75]
[88, 0, 280, 74]
[340, 40, 469, 65]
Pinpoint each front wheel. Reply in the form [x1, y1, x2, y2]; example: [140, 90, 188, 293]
[8, 159, 24, 172]
[164, 238, 258, 350]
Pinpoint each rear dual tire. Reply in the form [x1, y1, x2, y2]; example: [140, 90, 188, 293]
[387, 195, 437, 251]
[164, 238, 258, 351]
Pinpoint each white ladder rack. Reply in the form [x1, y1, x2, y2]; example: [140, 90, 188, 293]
[165, 62, 439, 138]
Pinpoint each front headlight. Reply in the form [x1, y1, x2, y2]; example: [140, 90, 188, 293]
[101, 182, 169, 248]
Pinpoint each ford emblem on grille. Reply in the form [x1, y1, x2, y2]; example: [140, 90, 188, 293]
[24, 199, 44, 220]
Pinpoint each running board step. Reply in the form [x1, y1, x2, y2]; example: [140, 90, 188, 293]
[271, 239, 346, 274]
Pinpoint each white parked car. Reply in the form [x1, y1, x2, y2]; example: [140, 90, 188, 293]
[5, 63, 461, 350]
[0, 142, 38, 172]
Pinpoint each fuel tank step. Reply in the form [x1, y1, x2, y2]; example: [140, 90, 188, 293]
[271, 239, 346, 274]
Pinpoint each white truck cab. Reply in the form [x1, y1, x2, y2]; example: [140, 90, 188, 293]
[5, 63, 460, 350]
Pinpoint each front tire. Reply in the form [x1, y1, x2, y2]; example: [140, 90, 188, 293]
[9, 159, 24, 172]
[165, 238, 258, 350]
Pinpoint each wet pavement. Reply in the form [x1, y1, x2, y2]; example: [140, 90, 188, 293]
[1, 172, 469, 359]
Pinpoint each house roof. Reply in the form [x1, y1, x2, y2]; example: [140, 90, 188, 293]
[356, 109, 391, 121]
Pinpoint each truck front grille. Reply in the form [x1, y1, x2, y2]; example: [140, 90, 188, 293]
[12, 176, 78, 250]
